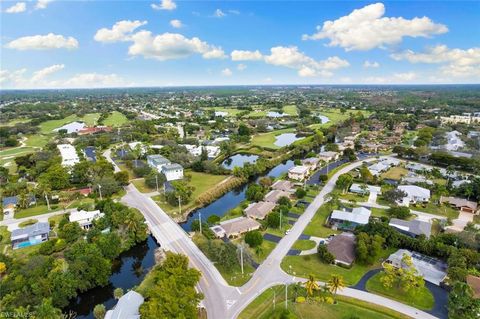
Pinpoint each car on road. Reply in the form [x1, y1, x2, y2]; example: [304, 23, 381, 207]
[285, 230, 291, 235]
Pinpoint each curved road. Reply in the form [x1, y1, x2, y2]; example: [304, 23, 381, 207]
[122, 155, 439, 319]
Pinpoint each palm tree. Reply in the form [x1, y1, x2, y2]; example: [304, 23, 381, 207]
[304, 274, 320, 297]
[327, 275, 345, 299]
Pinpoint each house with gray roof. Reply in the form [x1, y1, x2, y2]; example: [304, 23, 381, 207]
[264, 190, 290, 203]
[11, 222, 50, 249]
[245, 201, 276, 220]
[210, 217, 261, 238]
[161, 163, 184, 181]
[389, 218, 432, 238]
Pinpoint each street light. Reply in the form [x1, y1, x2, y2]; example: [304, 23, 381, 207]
[155, 174, 159, 192]
[199, 212, 202, 234]
[98, 184, 103, 200]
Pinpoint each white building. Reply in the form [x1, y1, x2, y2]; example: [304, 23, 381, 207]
[53, 121, 86, 134]
[57, 144, 80, 167]
[147, 154, 170, 171]
[329, 207, 371, 229]
[398, 185, 431, 206]
[318, 151, 339, 162]
[162, 163, 184, 181]
[182, 144, 220, 158]
[288, 165, 310, 181]
[105, 291, 144, 319]
[445, 131, 465, 151]
[69, 209, 104, 229]
[349, 183, 381, 195]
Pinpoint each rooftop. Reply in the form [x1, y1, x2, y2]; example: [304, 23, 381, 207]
[327, 233, 356, 265]
[389, 218, 432, 238]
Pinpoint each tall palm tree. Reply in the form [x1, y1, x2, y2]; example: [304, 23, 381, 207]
[304, 275, 319, 297]
[327, 275, 345, 299]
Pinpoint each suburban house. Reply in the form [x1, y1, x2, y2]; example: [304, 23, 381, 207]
[53, 121, 85, 134]
[271, 180, 294, 192]
[445, 131, 465, 151]
[384, 249, 447, 285]
[440, 196, 479, 214]
[162, 163, 184, 181]
[245, 201, 276, 220]
[263, 190, 290, 203]
[288, 165, 310, 181]
[301, 157, 321, 171]
[11, 222, 50, 249]
[389, 218, 432, 238]
[326, 232, 356, 266]
[83, 146, 96, 162]
[349, 183, 381, 195]
[405, 163, 431, 173]
[318, 151, 339, 162]
[401, 176, 433, 185]
[2, 195, 36, 215]
[78, 126, 112, 135]
[329, 207, 371, 230]
[368, 158, 401, 176]
[57, 144, 80, 167]
[147, 154, 171, 171]
[105, 290, 144, 319]
[397, 185, 431, 206]
[210, 217, 261, 238]
[182, 144, 220, 158]
[69, 209, 105, 229]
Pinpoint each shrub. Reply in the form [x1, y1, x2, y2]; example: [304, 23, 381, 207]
[324, 296, 334, 304]
[387, 206, 411, 219]
[207, 214, 220, 225]
[317, 244, 335, 264]
[39, 240, 56, 255]
[296, 296, 306, 303]
[295, 188, 307, 199]
[245, 230, 263, 248]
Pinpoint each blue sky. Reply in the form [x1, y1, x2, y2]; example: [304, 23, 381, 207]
[1, 1, 479, 88]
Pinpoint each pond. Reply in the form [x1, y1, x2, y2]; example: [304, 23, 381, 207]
[267, 111, 285, 118]
[318, 115, 330, 124]
[222, 154, 259, 170]
[65, 236, 158, 319]
[181, 159, 295, 231]
[274, 133, 302, 147]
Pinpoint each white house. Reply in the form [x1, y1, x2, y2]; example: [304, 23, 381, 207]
[329, 207, 371, 230]
[182, 145, 220, 158]
[69, 209, 104, 229]
[398, 185, 431, 206]
[301, 157, 321, 171]
[57, 144, 80, 167]
[445, 131, 465, 151]
[105, 291, 144, 319]
[288, 165, 310, 181]
[147, 154, 170, 171]
[318, 151, 339, 162]
[53, 121, 85, 134]
[349, 183, 381, 195]
[162, 163, 184, 181]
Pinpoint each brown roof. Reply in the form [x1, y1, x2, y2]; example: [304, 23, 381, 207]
[327, 233, 356, 265]
[264, 190, 290, 203]
[219, 217, 261, 237]
[467, 275, 480, 299]
[440, 196, 478, 211]
[271, 180, 294, 192]
[245, 201, 276, 220]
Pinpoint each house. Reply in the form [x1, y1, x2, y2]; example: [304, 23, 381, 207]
[147, 154, 171, 171]
[76, 187, 92, 197]
[318, 151, 339, 162]
[401, 176, 434, 185]
[384, 249, 447, 285]
[53, 121, 85, 134]
[445, 131, 465, 151]
[57, 144, 80, 167]
[128, 142, 148, 155]
[162, 163, 184, 181]
[245, 201, 276, 220]
[288, 165, 310, 181]
[117, 149, 129, 159]
[263, 190, 290, 203]
[326, 233, 356, 266]
[398, 185, 431, 206]
[69, 209, 104, 229]
[440, 196, 478, 214]
[2, 195, 36, 215]
[84, 146, 96, 162]
[78, 126, 112, 135]
[367, 162, 390, 176]
[329, 207, 371, 230]
[11, 222, 50, 249]
[466, 275, 480, 299]
[271, 180, 294, 192]
[182, 145, 220, 158]
[405, 163, 431, 173]
[105, 291, 144, 319]
[349, 183, 381, 195]
[389, 218, 432, 238]
[210, 217, 261, 238]
[301, 157, 321, 171]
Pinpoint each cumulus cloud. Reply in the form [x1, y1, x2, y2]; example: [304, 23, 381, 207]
[31, 64, 64, 82]
[170, 19, 182, 28]
[5, 33, 79, 50]
[221, 68, 232, 76]
[237, 64, 247, 71]
[94, 20, 147, 43]
[390, 45, 480, 78]
[5, 2, 26, 13]
[64, 73, 128, 88]
[231, 50, 263, 61]
[35, 0, 53, 10]
[363, 60, 380, 68]
[151, 0, 176, 11]
[363, 71, 417, 84]
[214, 9, 226, 18]
[302, 3, 448, 51]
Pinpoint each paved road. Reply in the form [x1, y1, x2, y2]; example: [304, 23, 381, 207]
[103, 149, 121, 173]
[122, 155, 440, 319]
[0, 208, 74, 231]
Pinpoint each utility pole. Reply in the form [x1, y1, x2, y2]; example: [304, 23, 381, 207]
[279, 211, 282, 230]
[273, 289, 276, 309]
[178, 196, 181, 216]
[199, 212, 202, 234]
[240, 245, 244, 274]
[285, 284, 288, 309]
[155, 174, 159, 192]
[98, 184, 103, 200]
[44, 193, 50, 211]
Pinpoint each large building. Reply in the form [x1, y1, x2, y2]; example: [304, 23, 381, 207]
[105, 291, 144, 319]
[288, 165, 310, 181]
[57, 144, 80, 167]
[326, 233, 356, 266]
[53, 121, 85, 134]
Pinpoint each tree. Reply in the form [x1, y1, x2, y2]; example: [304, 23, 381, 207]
[277, 196, 291, 207]
[114, 171, 129, 186]
[305, 275, 320, 297]
[267, 212, 280, 228]
[35, 298, 63, 319]
[356, 232, 385, 265]
[295, 188, 307, 199]
[0, 262, 6, 277]
[93, 176, 121, 197]
[238, 123, 251, 136]
[335, 174, 353, 194]
[93, 304, 106, 319]
[380, 253, 424, 293]
[383, 189, 407, 204]
[58, 222, 84, 244]
[166, 180, 194, 206]
[38, 164, 70, 190]
[327, 274, 345, 298]
[325, 143, 339, 152]
[359, 166, 374, 183]
[387, 206, 411, 219]
[245, 231, 263, 248]
[448, 282, 480, 319]
[207, 214, 220, 225]
[144, 171, 166, 189]
[317, 244, 335, 264]
[258, 176, 272, 188]
[246, 184, 265, 202]
[343, 148, 357, 161]
[114, 287, 124, 300]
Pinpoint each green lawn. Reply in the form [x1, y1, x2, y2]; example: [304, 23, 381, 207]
[132, 179, 156, 193]
[239, 285, 410, 319]
[246, 110, 268, 118]
[381, 167, 408, 180]
[303, 203, 339, 238]
[24, 135, 50, 148]
[187, 171, 229, 198]
[251, 128, 297, 149]
[14, 205, 56, 219]
[0, 146, 37, 158]
[282, 105, 298, 116]
[309, 109, 372, 130]
[104, 111, 128, 127]
[292, 239, 316, 251]
[366, 272, 434, 310]
[0, 226, 11, 254]
[410, 201, 459, 219]
[38, 113, 101, 133]
[208, 107, 243, 117]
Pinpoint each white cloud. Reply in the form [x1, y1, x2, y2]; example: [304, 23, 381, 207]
[363, 60, 380, 68]
[128, 31, 226, 60]
[390, 45, 480, 78]
[170, 19, 183, 28]
[64, 73, 128, 88]
[35, 0, 53, 10]
[363, 71, 417, 84]
[393, 72, 417, 81]
[214, 9, 226, 18]
[5, 33, 79, 50]
[94, 20, 147, 43]
[5, 2, 26, 13]
[302, 3, 448, 51]
[151, 0, 176, 11]
[31, 64, 64, 82]
[221, 68, 232, 76]
[237, 64, 247, 71]
[231, 50, 263, 61]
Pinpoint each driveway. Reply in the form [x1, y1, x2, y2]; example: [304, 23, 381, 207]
[447, 211, 473, 232]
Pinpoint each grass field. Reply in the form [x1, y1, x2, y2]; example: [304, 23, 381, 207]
[239, 285, 410, 319]
[282, 105, 298, 116]
[246, 110, 268, 118]
[381, 167, 408, 180]
[104, 111, 128, 127]
[303, 203, 339, 238]
[0, 146, 37, 158]
[24, 135, 50, 148]
[39, 113, 101, 133]
[366, 272, 434, 310]
[292, 239, 316, 250]
[1, 118, 31, 126]
[309, 109, 372, 130]
[208, 107, 243, 117]
[251, 128, 296, 149]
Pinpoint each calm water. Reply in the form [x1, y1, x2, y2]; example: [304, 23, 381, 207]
[274, 133, 302, 147]
[65, 236, 158, 319]
[222, 154, 259, 170]
[181, 159, 294, 231]
[318, 115, 330, 124]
